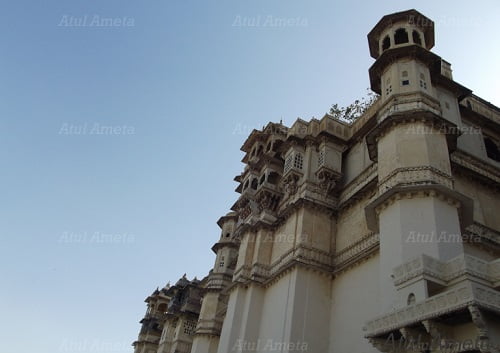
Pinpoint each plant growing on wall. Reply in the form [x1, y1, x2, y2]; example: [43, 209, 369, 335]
[328, 89, 379, 122]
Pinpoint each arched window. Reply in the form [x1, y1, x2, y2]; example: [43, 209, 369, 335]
[157, 303, 167, 314]
[412, 30, 422, 46]
[259, 174, 266, 185]
[382, 35, 390, 51]
[407, 293, 416, 306]
[485, 138, 500, 162]
[394, 28, 409, 45]
[251, 178, 258, 190]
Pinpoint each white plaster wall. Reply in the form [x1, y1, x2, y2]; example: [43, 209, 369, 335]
[336, 194, 371, 251]
[258, 268, 331, 353]
[456, 123, 487, 161]
[378, 197, 463, 311]
[257, 274, 292, 349]
[436, 87, 462, 127]
[270, 214, 297, 264]
[217, 287, 247, 353]
[296, 208, 334, 252]
[454, 175, 500, 231]
[380, 123, 451, 179]
[343, 140, 371, 185]
[190, 336, 219, 353]
[329, 254, 380, 353]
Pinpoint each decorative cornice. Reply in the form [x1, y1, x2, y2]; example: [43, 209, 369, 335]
[451, 150, 500, 189]
[232, 243, 334, 287]
[465, 222, 500, 249]
[206, 273, 233, 290]
[333, 232, 380, 274]
[365, 184, 473, 233]
[194, 319, 223, 337]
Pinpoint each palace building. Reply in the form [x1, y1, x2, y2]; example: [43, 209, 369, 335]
[133, 9, 500, 353]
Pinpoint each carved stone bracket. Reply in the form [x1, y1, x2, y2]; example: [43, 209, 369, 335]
[282, 173, 300, 196]
[468, 305, 491, 353]
[236, 197, 252, 221]
[256, 189, 281, 213]
[316, 168, 341, 196]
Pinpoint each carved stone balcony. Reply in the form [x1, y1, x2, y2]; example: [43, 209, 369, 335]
[365, 255, 500, 348]
[365, 282, 500, 336]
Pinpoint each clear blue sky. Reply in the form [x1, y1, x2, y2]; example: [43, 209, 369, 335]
[1, 1, 498, 352]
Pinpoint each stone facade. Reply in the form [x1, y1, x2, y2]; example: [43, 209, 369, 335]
[133, 9, 500, 353]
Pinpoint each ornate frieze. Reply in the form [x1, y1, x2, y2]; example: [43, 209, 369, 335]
[232, 243, 334, 287]
[465, 222, 500, 248]
[378, 165, 454, 191]
[256, 189, 281, 214]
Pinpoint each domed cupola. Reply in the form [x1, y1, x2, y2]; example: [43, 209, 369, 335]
[367, 9, 434, 59]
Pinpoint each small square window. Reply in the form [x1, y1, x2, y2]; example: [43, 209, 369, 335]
[402, 80, 410, 86]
